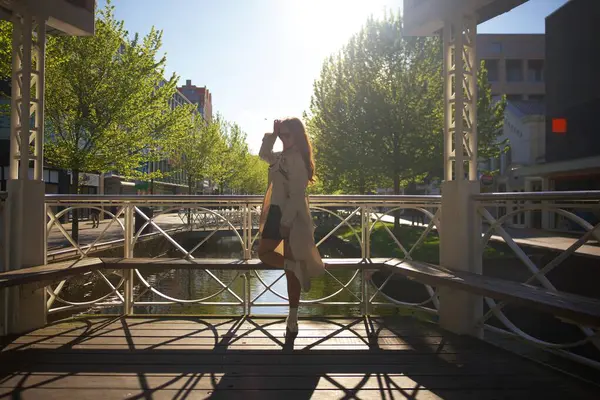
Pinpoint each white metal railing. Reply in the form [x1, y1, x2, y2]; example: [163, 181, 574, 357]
[44, 194, 442, 318]
[474, 191, 600, 370]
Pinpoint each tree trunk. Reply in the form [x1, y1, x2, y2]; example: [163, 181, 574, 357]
[359, 173, 365, 195]
[393, 173, 400, 232]
[187, 176, 193, 227]
[71, 169, 80, 243]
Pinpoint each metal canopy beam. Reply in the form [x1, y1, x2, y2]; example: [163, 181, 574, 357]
[404, 0, 529, 36]
[0, 0, 95, 35]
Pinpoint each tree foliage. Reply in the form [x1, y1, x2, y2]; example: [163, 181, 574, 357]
[43, 2, 196, 240]
[306, 11, 506, 195]
[235, 154, 268, 195]
[172, 117, 224, 194]
[211, 120, 250, 194]
[0, 20, 11, 82]
[44, 3, 195, 186]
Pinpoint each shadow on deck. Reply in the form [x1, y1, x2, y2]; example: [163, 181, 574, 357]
[0, 316, 598, 399]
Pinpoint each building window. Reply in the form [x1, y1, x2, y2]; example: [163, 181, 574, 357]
[506, 94, 523, 102]
[483, 59, 499, 81]
[528, 94, 545, 102]
[50, 170, 59, 183]
[506, 59, 523, 82]
[490, 42, 503, 54]
[527, 60, 544, 82]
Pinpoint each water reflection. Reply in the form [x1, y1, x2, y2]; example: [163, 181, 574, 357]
[82, 232, 364, 317]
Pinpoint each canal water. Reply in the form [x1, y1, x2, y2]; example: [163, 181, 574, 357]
[54, 229, 428, 319]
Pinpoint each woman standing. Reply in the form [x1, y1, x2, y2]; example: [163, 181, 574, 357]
[258, 118, 324, 336]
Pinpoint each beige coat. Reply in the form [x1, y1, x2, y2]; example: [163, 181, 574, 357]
[258, 133, 325, 278]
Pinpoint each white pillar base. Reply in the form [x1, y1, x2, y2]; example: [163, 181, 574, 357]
[4, 179, 47, 334]
[439, 180, 483, 338]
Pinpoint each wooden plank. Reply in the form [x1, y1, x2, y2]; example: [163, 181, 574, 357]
[4, 337, 474, 352]
[31, 320, 449, 338]
[101, 257, 388, 271]
[1, 316, 598, 399]
[385, 259, 600, 327]
[0, 388, 584, 400]
[0, 360, 543, 376]
[20, 328, 447, 340]
[0, 372, 577, 391]
[1, 350, 522, 366]
[0, 257, 385, 288]
[1, 387, 555, 400]
[0, 258, 104, 289]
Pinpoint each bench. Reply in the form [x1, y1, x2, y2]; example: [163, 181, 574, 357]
[0, 257, 387, 289]
[1, 257, 598, 328]
[384, 259, 600, 328]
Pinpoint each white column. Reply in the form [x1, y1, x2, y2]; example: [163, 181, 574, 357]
[3, 10, 48, 334]
[542, 177, 551, 230]
[439, 14, 483, 338]
[443, 14, 478, 181]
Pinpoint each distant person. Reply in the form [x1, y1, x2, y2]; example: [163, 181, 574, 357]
[258, 118, 324, 337]
[90, 208, 100, 228]
[411, 209, 424, 226]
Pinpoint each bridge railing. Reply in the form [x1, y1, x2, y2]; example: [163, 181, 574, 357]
[44, 194, 442, 318]
[474, 191, 600, 369]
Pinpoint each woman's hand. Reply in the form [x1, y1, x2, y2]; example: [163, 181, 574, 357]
[280, 225, 291, 239]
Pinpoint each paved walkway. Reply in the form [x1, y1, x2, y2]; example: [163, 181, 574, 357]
[372, 213, 600, 258]
[48, 212, 189, 251]
[47, 211, 251, 254]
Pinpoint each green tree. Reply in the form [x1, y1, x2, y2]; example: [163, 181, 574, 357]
[0, 21, 12, 118]
[173, 117, 225, 194]
[307, 46, 384, 194]
[0, 21, 11, 81]
[307, 11, 506, 201]
[212, 120, 250, 194]
[44, 3, 195, 241]
[235, 154, 268, 194]
[477, 61, 508, 173]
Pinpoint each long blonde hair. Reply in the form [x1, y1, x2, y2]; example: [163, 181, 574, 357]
[281, 117, 315, 183]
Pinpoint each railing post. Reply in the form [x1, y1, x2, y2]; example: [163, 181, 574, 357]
[437, 13, 482, 338]
[439, 181, 483, 338]
[362, 269, 370, 316]
[123, 203, 134, 315]
[243, 204, 251, 260]
[361, 205, 371, 259]
[3, 11, 48, 335]
[245, 272, 252, 316]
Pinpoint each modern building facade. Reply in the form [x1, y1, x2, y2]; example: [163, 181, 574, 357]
[511, 0, 600, 230]
[544, 0, 600, 169]
[178, 79, 213, 122]
[490, 100, 546, 188]
[515, 0, 600, 188]
[477, 34, 545, 102]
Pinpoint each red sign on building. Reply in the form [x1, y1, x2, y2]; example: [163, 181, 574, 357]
[552, 118, 567, 134]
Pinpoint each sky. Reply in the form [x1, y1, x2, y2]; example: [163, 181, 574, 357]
[100, 0, 568, 154]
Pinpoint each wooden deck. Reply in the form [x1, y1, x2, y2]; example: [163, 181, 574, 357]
[0, 316, 598, 399]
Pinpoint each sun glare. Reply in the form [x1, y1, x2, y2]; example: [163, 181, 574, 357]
[288, 0, 390, 53]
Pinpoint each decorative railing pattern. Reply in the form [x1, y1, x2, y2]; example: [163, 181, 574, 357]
[475, 191, 600, 370]
[44, 195, 442, 318]
[41, 192, 600, 370]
